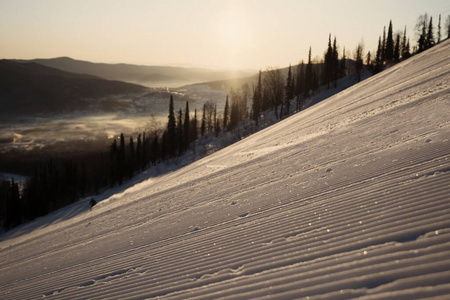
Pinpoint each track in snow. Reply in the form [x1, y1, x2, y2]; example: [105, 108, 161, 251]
[0, 40, 449, 299]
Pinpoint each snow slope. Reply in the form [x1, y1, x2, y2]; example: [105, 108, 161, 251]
[1, 41, 449, 299]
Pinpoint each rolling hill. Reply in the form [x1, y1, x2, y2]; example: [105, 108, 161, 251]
[0, 60, 149, 116]
[0, 40, 449, 299]
[13, 57, 255, 87]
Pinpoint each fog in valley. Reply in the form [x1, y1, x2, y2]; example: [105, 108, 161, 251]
[0, 85, 228, 153]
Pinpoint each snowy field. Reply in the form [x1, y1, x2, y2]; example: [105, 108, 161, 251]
[0, 40, 449, 299]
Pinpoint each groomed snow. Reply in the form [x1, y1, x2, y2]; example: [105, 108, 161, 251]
[1, 40, 449, 299]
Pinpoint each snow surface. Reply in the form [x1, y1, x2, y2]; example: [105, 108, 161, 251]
[1, 40, 450, 299]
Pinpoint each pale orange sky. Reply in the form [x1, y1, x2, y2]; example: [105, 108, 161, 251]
[1, 0, 449, 70]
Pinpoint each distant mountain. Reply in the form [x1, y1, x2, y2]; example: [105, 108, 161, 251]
[0, 60, 148, 117]
[13, 57, 255, 87]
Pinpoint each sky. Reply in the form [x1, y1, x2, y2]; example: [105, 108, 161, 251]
[1, 0, 449, 71]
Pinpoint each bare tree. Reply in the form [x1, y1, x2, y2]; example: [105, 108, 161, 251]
[241, 83, 250, 120]
[204, 100, 215, 133]
[263, 67, 285, 119]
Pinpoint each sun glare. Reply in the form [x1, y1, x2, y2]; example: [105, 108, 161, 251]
[218, 10, 246, 50]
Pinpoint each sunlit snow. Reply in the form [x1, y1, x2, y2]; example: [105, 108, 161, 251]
[0, 40, 449, 299]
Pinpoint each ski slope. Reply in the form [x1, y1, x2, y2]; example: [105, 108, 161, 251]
[1, 40, 449, 299]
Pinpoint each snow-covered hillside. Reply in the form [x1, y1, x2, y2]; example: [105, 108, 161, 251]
[1, 41, 449, 299]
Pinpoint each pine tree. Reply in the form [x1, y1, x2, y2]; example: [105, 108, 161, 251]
[394, 33, 400, 62]
[177, 108, 183, 154]
[128, 136, 135, 178]
[285, 64, 294, 116]
[213, 102, 217, 133]
[323, 34, 333, 88]
[381, 26, 386, 63]
[136, 133, 142, 169]
[142, 132, 149, 167]
[183, 101, 190, 150]
[401, 26, 407, 59]
[340, 48, 346, 78]
[150, 134, 159, 164]
[118, 133, 126, 184]
[190, 109, 198, 143]
[405, 38, 411, 58]
[215, 118, 221, 136]
[200, 103, 206, 136]
[354, 43, 364, 82]
[295, 61, 305, 110]
[437, 14, 441, 43]
[223, 95, 230, 128]
[446, 15, 450, 39]
[418, 15, 427, 53]
[426, 16, 435, 49]
[366, 51, 372, 69]
[375, 36, 382, 73]
[332, 37, 339, 87]
[241, 84, 249, 120]
[167, 95, 177, 156]
[385, 20, 394, 62]
[305, 47, 313, 95]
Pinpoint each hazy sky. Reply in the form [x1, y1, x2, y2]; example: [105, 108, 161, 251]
[1, 0, 449, 70]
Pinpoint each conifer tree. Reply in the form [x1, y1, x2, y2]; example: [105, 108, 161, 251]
[354, 43, 364, 82]
[177, 108, 183, 154]
[417, 14, 427, 52]
[241, 84, 249, 120]
[128, 136, 135, 178]
[136, 133, 142, 169]
[426, 16, 435, 48]
[340, 48, 346, 78]
[110, 138, 118, 186]
[446, 15, 450, 39]
[118, 133, 126, 184]
[375, 37, 382, 72]
[215, 118, 220, 136]
[305, 47, 313, 95]
[366, 51, 372, 69]
[332, 37, 339, 87]
[381, 26, 386, 63]
[223, 95, 230, 128]
[401, 27, 407, 58]
[183, 101, 190, 150]
[201, 103, 206, 136]
[167, 95, 177, 156]
[437, 14, 441, 43]
[150, 134, 159, 164]
[142, 132, 149, 167]
[405, 38, 411, 58]
[385, 20, 394, 61]
[120, 133, 125, 154]
[295, 61, 305, 110]
[285, 64, 294, 115]
[323, 34, 333, 88]
[213, 102, 217, 133]
[394, 34, 400, 62]
[160, 131, 168, 160]
[190, 109, 198, 143]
